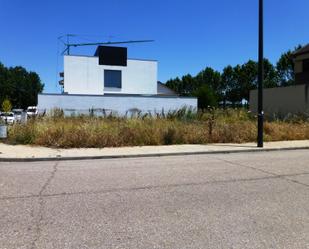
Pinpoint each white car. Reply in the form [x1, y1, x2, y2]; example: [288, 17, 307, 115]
[27, 106, 38, 117]
[0, 112, 15, 124]
[12, 109, 24, 122]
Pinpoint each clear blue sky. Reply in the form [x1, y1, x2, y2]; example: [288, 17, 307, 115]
[0, 0, 308, 93]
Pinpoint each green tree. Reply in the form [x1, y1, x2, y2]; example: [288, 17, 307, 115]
[166, 77, 182, 94]
[264, 58, 279, 88]
[234, 59, 279, 102]
[221, 65, 241, 105]
[193, 85, 218, 109]
[181, 74, 197, 95]
[0, 63, 9, 102]
[0, 63, 44, 109]
[276, 45, 302, 86]
[2, 98, 12, 112]
[238, 60, 258, 101]
[165, 44, 304, 108]
[196, 67, 222, 98]
[276, 50, 294, 86]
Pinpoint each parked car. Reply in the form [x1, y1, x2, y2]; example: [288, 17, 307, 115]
[12, 109, 24, 122]
[0, 112, 15, 124]
[26, 106, 38, 117]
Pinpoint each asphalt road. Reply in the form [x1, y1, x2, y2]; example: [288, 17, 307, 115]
[0, 150, 309, 249]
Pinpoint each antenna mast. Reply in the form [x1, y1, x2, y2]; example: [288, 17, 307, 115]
[58, 34, 154, 55]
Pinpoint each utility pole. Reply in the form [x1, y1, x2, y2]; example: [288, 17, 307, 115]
[257, 0, 264, 147]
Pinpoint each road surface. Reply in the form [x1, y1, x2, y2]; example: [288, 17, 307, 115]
[0, 150, 308, 248]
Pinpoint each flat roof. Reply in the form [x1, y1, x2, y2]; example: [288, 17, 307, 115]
[39, 93, 196, 99]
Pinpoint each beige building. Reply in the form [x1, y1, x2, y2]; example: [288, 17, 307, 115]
[250, 44, 309, 117]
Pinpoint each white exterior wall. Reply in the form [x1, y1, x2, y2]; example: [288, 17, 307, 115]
[38, 94, 197, 116]
[64, 55, 157, 95]
[64, 56, 102, 95]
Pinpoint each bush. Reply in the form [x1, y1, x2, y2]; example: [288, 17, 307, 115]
[1, 98, 12, 113]
[193, 85, 218, 109]
[163, 127, 177, 145]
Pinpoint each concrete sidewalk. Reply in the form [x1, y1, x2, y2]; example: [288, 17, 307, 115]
[1, 140, 309, 162]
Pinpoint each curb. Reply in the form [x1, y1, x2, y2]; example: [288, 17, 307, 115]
[0, 146, 309, 162]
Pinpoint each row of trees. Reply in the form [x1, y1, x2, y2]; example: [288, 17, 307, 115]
[166, 46, 299, 108]
[0, 62, 44, 109]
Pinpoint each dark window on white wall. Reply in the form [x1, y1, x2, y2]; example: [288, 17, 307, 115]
[104, 70, 122, 88]
[303, 59, 309, 72]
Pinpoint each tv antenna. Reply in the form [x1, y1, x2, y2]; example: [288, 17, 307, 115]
[58, 34, 154, 55]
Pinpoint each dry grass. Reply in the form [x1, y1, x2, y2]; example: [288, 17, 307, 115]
[5, 109, 309, 148]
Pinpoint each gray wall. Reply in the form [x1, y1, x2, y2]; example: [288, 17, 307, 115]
[250, 84, 309, 116]
[38, 94, 197, 116]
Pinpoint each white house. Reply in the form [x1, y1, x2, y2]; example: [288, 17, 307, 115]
[38, 46, 197, 115]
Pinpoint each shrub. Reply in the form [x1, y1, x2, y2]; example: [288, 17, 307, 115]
[193, 85, 218, 109]
[163, 127, 177, 145]
[1, 98, 12, 113]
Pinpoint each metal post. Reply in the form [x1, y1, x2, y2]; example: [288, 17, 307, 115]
[67, 35, 70, 55]
[257, 0, 264, 147]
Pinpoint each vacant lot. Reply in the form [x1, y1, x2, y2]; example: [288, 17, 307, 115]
[5, 109, 309, 148]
